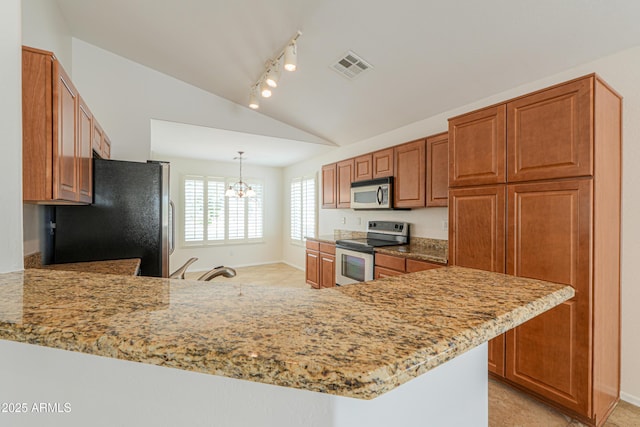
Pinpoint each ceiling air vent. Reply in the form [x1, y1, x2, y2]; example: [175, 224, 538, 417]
[331, 51, 373, 80]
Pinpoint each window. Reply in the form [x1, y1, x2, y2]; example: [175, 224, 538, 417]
[183, 175, 263, 245]
[290, 175, 316, 242]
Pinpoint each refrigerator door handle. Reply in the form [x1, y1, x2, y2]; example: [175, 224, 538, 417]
[169, 200, 176, 255]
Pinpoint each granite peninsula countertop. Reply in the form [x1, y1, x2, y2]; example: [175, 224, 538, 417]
[0, 267, 573, 399]
[39, 259, 141, 276]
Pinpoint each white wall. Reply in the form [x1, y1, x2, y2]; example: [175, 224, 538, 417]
[0, 0, 23, 273]
[152, 155, 284, 273]
[21, 0, 74, 256]
[284, 46, 640, 403]
[21, 0, 72, 71]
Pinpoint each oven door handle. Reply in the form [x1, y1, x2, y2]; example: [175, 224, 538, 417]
[376, 186, 383, 205]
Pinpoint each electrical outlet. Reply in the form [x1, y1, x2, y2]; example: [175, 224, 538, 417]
[442, 220, 448, 231]
[341, 217, 346, 224]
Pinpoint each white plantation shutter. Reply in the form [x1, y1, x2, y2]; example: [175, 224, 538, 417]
[183, 176, 263, 244]
[302, 178, 315, 239]
[290, 176, 315, 242]
[207, 180, 225, 241]
[290, 179, 302, 240]
[227, 194, 245, 240]
[247, 183, 263, 239]
[184, 177, 204, 242]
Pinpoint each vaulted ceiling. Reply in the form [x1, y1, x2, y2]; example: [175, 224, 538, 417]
[57, 0, 640, 148]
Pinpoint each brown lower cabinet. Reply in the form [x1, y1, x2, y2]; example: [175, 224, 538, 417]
[449, 178, 619, 425]
[305, 240, 336, 289]
[374, 253, 444, 278]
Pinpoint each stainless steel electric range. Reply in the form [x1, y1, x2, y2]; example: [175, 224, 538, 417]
[335, 220, 409, 285]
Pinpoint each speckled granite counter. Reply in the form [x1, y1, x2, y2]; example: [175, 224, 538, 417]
[0, 267, 572, 400]
[375, 238, 448, 264]
[23, 252, 141, 276]
[39, 259, 141, 276]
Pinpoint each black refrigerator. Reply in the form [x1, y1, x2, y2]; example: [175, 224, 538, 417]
[50, 159, 173, 277]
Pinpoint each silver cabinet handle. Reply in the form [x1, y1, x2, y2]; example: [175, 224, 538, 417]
[169, 200, 176, 255]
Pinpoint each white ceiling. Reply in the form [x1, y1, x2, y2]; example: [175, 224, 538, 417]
[150, 119, 332, 167]
[56, 0, 640, 160]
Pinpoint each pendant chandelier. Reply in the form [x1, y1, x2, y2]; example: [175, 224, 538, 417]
[225, 151, 255, 198]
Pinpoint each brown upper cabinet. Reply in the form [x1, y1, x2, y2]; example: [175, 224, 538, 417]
[507, 78, 592, 182]
[336, 159, 354, 208]
[426, 132, 449, 207]
[22, 46, 88, 204]
[93, 119, 112, 160]
[353, 154, 373, 182]
[22, 46, 112, 204]
[321, 163, 337, 208]
[449, 105, 506, 187]
[394, 139, 426, 208]
[450, 75, 598, 188]
[372, 148, 394, 178]
[77, 97, 93, 203]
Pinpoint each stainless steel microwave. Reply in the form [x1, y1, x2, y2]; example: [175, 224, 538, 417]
[350, 177, 393, 209]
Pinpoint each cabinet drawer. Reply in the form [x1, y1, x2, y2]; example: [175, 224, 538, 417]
[306, 240, 320, 251]
[406, 259, 444, 273]
[375, 253, 405, 271]
[319, 242, 335, 255]
[374, 266, 404, 279]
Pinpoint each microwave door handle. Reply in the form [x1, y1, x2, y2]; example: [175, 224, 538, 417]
[376, 186, 383, 205]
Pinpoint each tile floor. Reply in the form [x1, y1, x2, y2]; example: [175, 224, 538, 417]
[186, 262, 640, 426]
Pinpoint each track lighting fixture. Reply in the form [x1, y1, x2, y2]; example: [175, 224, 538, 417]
[248, 30, 301, 109]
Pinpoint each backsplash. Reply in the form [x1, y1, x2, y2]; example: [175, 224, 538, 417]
[409, 237, 448, 253]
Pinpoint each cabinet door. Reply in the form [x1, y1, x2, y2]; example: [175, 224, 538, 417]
[426, 132, 449, 207]
[22, 47, 53, 202]
[354, 154, 373, 182]
[320, 253, 336, 288]
[449, 105, 506, 187]
[394, 139, 426, 208]
[336, 159, 354, 208]
[372, 148, 394, 178]
[53, 62, 79, 202]
[449, 185, 507, 376]
[92, 118, 103, 154]
[321, 163, 337, 208]
[448, 185, 506, 273]
[77, 97, 93, 203]
[507, 77, 593, 182]
[505, 179, 592, 415]
[305, 250, 320, 289]
[102, 134, 112, 159]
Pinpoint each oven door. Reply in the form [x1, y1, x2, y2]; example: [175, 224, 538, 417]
[335, 247, 374, 285]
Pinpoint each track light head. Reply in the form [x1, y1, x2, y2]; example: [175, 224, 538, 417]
[284, 41, 297, 71]
[265, 62, 280, 88]
[260, 80, 272, 98]
[248, 89, 259, 109]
